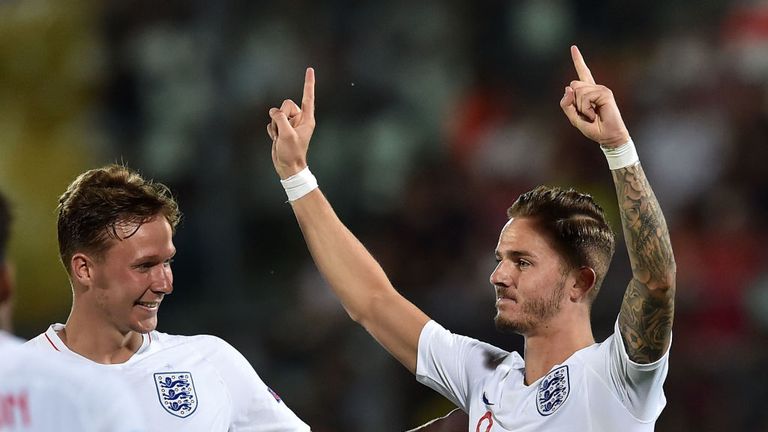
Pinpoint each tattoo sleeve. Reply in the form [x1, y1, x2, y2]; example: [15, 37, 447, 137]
[613, 163, 676, 364]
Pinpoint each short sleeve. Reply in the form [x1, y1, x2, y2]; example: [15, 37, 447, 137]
[605, 318, 670, 422]
[206, 337, 310, 432]
[416, 321, 509, 412]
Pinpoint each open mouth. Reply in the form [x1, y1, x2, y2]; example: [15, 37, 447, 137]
[135, 301, 160, 310]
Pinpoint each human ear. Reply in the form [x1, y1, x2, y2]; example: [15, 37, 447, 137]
[569, 266, 596, 302]
[71, 253, 94, 287]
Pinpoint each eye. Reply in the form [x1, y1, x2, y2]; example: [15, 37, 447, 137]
[516, 259, 531, 269]
[135, 262, 154, 272]
[163, 258, 175, 268]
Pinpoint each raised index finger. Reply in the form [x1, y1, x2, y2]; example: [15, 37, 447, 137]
[301, 67, 315, 119]
[570, 45, 595, 85]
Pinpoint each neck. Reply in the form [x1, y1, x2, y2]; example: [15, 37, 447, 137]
[61, 304, 143, 364]
[521, 316, 594, 385]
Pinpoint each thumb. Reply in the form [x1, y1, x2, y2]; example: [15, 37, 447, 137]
[269, 108, 294, 136]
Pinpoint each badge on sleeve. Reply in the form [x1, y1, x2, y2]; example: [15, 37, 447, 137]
[154, 372, 198, 418]
[536, 365, 570, 416]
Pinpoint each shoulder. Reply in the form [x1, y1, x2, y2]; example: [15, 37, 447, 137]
[0, 343, 31, 372]
[0, 330, 24, 347]
[418, 320, 516, 377]
[24, 325, 60, 351]
[0, 344, 145, 431]
[566, 331, 620, 378]
[151, 331, 230, 349]
[421, 320, 511, 363]
[24, 333, 48, 348]
[151, 331, 250, 366]
[3, 343, 121, 386]
[578, 319, 670, 373]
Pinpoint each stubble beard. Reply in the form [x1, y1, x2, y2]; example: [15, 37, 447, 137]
[494, 277, 567, 335]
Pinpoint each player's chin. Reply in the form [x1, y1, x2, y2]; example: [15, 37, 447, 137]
[131, 316, 159, 334]
[494, 312, 527, 335]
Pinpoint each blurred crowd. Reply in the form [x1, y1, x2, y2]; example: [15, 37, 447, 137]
[1, 0, 767, 430]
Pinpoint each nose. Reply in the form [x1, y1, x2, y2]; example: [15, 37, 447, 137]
[490, 260, 511, 288]
[150, 264, 174, 295]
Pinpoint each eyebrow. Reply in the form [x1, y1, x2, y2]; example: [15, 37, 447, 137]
[496, 250, 537, 259]
[132, 250, 176, 264]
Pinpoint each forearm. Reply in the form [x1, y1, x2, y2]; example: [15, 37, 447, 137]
[612, 162, 675, 292]
[289, 188, 429, 372]
[291, 189, 390, 320]
[612, 162, 676, 362]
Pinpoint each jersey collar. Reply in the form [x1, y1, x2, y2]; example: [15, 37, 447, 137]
[45, 323, 153, 364]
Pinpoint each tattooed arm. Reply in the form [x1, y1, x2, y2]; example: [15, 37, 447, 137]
[611, 165, 675, 363]
[560, 46, 676, 364]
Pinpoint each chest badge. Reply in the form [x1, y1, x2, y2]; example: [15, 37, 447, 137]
[154, 372, 198, 418]
[536, 365, 569, 416]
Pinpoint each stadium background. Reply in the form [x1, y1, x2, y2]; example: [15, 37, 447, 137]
[1, 1, 767, 430]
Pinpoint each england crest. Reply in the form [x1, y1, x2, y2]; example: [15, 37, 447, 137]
[154, 372, 198, 418]
[536, 365, 569, 416]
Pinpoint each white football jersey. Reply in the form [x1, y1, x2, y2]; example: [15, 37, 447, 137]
[0, 330, 24, 346]
[26, 325, 310, 432]
[416, 319, 669, 432]
[0, 330, 146, 432]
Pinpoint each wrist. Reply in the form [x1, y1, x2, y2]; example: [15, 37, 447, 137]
[599, 131, 631, 148]
[278, 162, 308, 180]
[280, 166, 318, 202]
[601, 139, 639, 170]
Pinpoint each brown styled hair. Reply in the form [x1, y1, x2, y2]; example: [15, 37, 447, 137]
[508, 185, 615, 302]
[56, 164, 181, 274]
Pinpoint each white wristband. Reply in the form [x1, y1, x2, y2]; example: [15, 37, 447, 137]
[601, 139, 639, 170]
[280, 166, 318, 202]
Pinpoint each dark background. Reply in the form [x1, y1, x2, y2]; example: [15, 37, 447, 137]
[1, 1, 767, 430]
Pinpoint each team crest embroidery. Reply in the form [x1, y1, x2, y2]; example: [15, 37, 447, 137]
[536, 365, 570, 416]
[154, 372, 198, 418]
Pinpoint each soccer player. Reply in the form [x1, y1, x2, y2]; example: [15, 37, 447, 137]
[24, 167, 310, 431]
[0, 190, 146, 432]
[267, 45, 675, 430]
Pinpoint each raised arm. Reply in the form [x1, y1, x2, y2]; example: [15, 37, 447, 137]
[267, 68, 430, 373]
[560, 46, 676, 364]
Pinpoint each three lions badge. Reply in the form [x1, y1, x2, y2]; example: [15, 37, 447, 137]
[536, 365, 570, 416]
[154, 372, 198, 418]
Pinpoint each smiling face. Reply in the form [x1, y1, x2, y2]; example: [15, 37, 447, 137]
[491, 217, 571, 336]
[82, 215, 176, 335]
